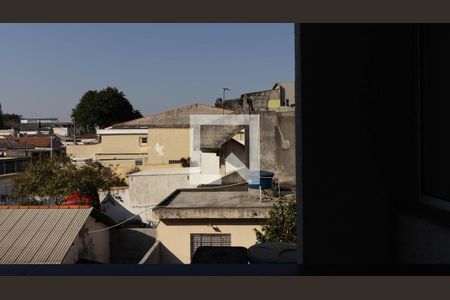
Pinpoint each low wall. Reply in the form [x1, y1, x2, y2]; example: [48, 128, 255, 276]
[110, 228, 156, 263]
[139, 240, 160, 264]
[66, 143, 101, 160]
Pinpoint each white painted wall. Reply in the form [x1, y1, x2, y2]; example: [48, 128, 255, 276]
[99, 169, 199, 224]
[200, 152, 221, 184]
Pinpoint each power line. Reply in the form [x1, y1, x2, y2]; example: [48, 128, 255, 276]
[88, 181, 248, 234]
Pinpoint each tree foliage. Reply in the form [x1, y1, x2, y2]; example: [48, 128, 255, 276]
[3, 113, 22, 130]
[254, 195, 296, 243]
[71, 87, 142, 133]
[0, 103, 4, 129]
[12, 156, 126, 205]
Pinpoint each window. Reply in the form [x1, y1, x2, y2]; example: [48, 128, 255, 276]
[139, 137, 148, 146]
[420, 25, 450, 206]
[190, 234, 231, 259]
[135, 159, 143, 166]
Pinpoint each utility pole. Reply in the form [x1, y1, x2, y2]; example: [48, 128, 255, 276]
[222, 88, 230, 115]
[73, 117, 77, 145]
[50, 135, 53, 158]
[25, 132, 28, 157]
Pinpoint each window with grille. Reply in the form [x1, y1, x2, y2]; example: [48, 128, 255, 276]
[190, 233, 231, 259]
[139, 137, 148, 146]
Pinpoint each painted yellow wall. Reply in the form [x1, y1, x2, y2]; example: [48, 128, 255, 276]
[268, 99, 281, 109]
[147, 128, 191, 165]
[66, 144, 101, 160]
[67, 129, 191, 176]
[155, 219, 266, 264]
[100, 134, 148, 155]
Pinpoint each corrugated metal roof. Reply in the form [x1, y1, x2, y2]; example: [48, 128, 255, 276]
[0, 207, 92, 264]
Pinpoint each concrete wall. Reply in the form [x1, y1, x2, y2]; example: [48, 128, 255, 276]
[223, 138, 246, 174]
[279, 83, 295, 107]
[200, 152, 221, 183]
[242, 90, 280, 112]
[100, 134, 148, 156]
[155, 219, 266, 264]
[67, 143, 101, 160]
[139, 240, 161, 264]
[128, 171, 197, 222]
[99, 188, 139, 223]
[110, 228, 155, 263]
[0, 174, 17, 197]
[275, 111, 296, 187]
[147, 128, 191, 165]
[255, 111, 296, 189]
[62, 216, 110, 264]
[100, 170, 198, 223]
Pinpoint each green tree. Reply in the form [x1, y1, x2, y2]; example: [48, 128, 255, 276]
[3, 113, 22, 130]
[71, 87, 142, 133]
[254, 195, 296, 243]
[0, 103, 5, 129]
[12, 156, 126, 205]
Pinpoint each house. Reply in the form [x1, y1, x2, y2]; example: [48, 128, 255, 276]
[58, 133, 99, 147]
[149, 184, 281, 264]
[215, 82, 295, 113]
[99, 168, 200, 224]
[12, 135, 64, 159]
[0, 157, 31, 200]
[66, 103, 237, 176]
[0, 205, 110, 264]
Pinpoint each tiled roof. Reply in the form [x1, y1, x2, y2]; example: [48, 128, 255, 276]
[14, 136, 60, 148]
[0, 206, 92, 264]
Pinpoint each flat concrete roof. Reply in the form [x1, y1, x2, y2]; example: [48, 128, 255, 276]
[163, 190, 274, 208]
[153, 189, 274, 219]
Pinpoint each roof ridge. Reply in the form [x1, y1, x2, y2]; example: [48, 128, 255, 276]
[0, 205, 91, 209]
[110, 102, 235, 129]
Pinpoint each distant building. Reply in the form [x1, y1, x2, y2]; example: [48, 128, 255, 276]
[149, 185, 276, 264]
[99, 168, 200, 224]
[11, 135, 64, 159]
[67, 103, 239, 176]
[19, 118, 75, 137]
[0, 206, 110, 264]
[0, 157, 31, 199]
[242, 82, 295, 113]
[215, 82, 295, 113]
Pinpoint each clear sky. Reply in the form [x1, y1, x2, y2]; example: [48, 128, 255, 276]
[0, 24, 294, 121]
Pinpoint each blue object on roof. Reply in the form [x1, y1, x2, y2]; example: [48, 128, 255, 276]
[248, 170, 274, 189]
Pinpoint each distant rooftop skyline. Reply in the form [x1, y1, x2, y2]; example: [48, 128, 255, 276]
[0, 24, 294, 121]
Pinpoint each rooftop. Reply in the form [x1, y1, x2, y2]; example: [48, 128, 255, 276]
[110, 103, 235, 129]
[0, 206, 92, 264]
[161, 190, 274, 208]
[153, 188, 274, 219]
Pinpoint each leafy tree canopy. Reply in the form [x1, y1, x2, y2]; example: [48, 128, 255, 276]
[0, 103, 4, 129]
[71, 87, 142, 133]
[254, 195, 296, 244]
[12, 156, 126, 205]
[3, 113, 22, 130]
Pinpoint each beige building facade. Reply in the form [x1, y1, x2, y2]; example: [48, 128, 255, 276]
[66, 103, 236, 176]
[155, 219, 266, 264]
[152, 189, 274, 264]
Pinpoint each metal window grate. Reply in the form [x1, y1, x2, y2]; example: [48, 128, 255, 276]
[169, 159, 182, 164]
[190, 233, 231, 259]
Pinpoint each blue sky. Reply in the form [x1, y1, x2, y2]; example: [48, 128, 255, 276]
[0, 24, 294, 121]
